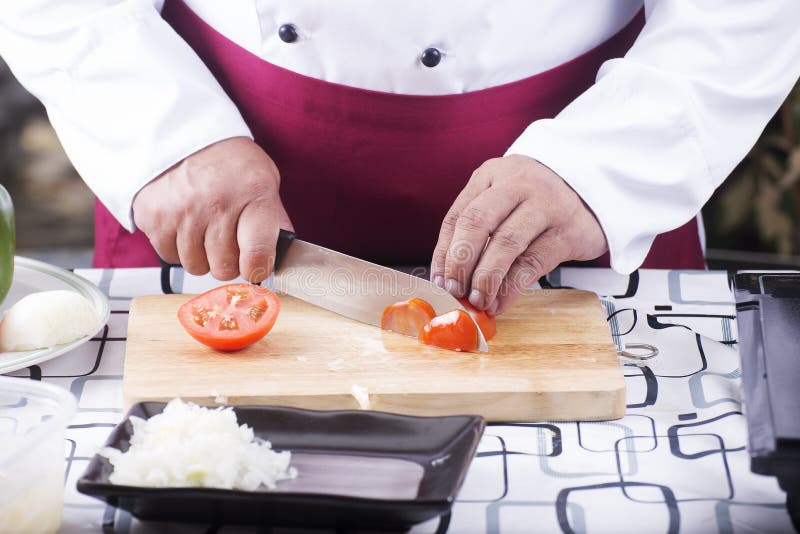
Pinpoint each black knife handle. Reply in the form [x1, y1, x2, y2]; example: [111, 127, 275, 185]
[158, 228, 296, 273]
[274, 228, 296, 271]
[158, 256, 181, 269]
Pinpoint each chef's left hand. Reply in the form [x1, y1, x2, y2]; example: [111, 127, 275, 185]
[431, 155, 607, 315]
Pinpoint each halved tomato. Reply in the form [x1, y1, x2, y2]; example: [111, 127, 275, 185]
[380, 298, 436, 337]
[458, 298, 497, 340]
[418, 309, 479, 352]
[177, 283, 280, 351]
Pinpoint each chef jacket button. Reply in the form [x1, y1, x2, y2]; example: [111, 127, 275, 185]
[278, 23, 299, 43]
[420, 47, 442, 68]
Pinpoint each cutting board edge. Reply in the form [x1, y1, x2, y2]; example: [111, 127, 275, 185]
[122, 381, 626, 422]
[120, 368, 626, 398]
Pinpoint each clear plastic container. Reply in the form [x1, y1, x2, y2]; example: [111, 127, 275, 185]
[0, 376, 77, 534]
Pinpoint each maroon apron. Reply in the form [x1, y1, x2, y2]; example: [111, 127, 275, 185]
[93, 0, 704, 270]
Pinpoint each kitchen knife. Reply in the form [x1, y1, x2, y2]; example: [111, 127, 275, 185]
[272, 230, 489, 352]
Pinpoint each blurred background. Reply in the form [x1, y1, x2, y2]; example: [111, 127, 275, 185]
[0, 60, 94, 268]
[1, 58, 799, 270]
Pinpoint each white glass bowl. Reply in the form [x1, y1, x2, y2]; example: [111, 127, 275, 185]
[0, 376, 77, 534]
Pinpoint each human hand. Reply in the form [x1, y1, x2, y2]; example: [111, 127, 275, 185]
[430, 155, 607, 315]
[132, 137, 292, 282]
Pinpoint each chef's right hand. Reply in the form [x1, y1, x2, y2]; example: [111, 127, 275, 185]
[132, 137, 293, 283]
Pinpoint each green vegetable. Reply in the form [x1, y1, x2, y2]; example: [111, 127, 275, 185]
[0, 185, 14, 307]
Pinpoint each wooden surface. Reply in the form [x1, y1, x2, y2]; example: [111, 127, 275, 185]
[123, 289, 625, 422]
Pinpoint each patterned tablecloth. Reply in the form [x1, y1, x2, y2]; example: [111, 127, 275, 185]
[5, 267, 794, 533]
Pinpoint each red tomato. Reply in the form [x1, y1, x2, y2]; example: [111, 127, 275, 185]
[418, 309, 479, 352]
[177, 283, 280, 351]
[458, 298, 497, 340]
[381, 298, 436, 337]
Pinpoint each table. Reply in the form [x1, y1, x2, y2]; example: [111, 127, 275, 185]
[6, 267, 793, 533]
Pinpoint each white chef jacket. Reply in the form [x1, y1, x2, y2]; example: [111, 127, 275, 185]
[1, 0, 799, 273]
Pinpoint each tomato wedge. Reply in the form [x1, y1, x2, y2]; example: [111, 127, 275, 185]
[380, 298, 436, 337]
[458, 298, 497, 340]
[177, 283, 280, 351]
[418, 309, 479, 352]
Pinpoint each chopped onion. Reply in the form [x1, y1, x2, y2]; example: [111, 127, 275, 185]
[350, 384, 371, 410]
[101, 399, 296, 490]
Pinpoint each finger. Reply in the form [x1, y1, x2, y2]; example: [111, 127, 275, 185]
[133, 197, 181, 265]
[491, 228, 566, 316]
[147, 230, 179, 265]
[176, 217, 209, 275]
[205, 215, 241, 281]
[430, 167, 493, 288]
[443, 186, 523, 298]
[468, 205, 545, 310]
[237, 201, 278, 283]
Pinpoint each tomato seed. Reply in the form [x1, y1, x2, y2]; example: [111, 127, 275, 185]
[249, 300, 267, 322]
[192, 305, 211, 327]
[218, 315, 239, 331]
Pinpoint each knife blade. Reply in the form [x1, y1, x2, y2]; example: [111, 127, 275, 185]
[270, 231, 488, 352]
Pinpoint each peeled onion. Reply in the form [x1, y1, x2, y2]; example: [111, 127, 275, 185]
[0, 290, 100, 352]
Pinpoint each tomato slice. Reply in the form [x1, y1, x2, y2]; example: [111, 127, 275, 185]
[458, 298, 497, 340]
[177, 283, 280, 351]
[418, 309, 479, 352]
[380, 298, 436, 337]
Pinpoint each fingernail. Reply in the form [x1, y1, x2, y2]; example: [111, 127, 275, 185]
[487, 299, 500, 316]
[468, 289, 485, 309]
[433, 275, 445, 289]
[445, 278, 464, 297]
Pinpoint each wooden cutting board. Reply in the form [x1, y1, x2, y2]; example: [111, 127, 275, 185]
[123, 289, 624, 422]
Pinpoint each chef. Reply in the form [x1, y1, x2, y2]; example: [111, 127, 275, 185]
[2, 1, 799, 315]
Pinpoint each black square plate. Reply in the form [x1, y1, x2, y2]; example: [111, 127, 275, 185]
[77, 403, 485, 530]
